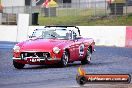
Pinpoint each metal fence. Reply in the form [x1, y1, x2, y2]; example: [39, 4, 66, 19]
[1, 1, 132, 25]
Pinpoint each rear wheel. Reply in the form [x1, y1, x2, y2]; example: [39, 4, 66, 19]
[59, 51, 69, 67]
[13, 60, 25, 69]
[81, 48, 92, 65]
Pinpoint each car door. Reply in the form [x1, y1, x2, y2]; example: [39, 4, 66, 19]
[72, 30, 86, 60]
[68, 41, 77, 61]
[74, 39, 81, 60]
[66, 31, 77, 62]
[75, 39, 85, 60]
[70, 31, 83, 60]
[67, 30, 84, 61]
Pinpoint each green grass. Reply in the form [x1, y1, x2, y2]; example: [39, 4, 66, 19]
[56, 8, 107, 16]
[38, 15, 132, 26]
[38, 8, 132, 26]
[85, 15, 132, 26]
[38, 16, 90, 26]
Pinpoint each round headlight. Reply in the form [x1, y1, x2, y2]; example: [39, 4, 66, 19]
[13, 45, 20, 53]
[53, 47, 60, 54]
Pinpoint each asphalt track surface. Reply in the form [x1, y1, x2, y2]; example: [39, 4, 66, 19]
[0, 41, 132, 88]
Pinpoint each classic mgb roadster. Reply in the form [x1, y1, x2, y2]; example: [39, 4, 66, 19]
[13, 26, 95, 69]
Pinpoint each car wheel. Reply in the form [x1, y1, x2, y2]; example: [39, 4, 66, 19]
[13, 60, 25, 69]
[59, 51, 69, 67]
[81, 48, 91, 65]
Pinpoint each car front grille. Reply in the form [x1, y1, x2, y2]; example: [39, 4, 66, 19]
[20, 52, 50, 59]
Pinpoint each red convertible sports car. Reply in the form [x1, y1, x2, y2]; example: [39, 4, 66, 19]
[13, 26, 95, 69]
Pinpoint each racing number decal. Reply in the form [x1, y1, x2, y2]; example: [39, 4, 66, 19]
[79, 44, 85, 57]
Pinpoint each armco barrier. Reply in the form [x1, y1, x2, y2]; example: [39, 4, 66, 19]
[0, 26, 131, 48]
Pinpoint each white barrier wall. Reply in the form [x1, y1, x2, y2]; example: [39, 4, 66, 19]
[0, 25, 17, 42]
[28, 26, 126, 47]
[0, 13, 2, 25]
[0, 26, 126, 47]
[79, 26, 126, 47]
[17, 14, 29, 42]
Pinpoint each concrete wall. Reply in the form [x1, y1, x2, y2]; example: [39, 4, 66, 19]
[80, 26, 126, 47]
[0, 25, 17, 42]
[0, 25, 129, 47]
[17, 14, 29, 42]
[0, 14, 29, 42]
[0, 13, 2, 25]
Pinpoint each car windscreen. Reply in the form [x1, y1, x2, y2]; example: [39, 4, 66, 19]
[33, 29, 72, 40]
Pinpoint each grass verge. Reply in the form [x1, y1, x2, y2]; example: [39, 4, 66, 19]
[38, 15, 132, 26]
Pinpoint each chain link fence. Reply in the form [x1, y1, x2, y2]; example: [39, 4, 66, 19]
[0, 0, 132, 25]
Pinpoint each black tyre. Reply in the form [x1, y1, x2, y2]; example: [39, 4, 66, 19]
[59, 51, 69, 67]
[13, 60, 25, 69]
[81, 48, 92, 65]
[76, 75, 87, 85]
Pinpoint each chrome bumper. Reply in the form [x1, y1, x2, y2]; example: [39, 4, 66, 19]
[12, 57, 61, 61]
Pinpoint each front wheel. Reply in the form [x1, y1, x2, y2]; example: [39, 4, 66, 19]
[59, 51, 69, 67]
[81, 48, 92, 65]
[13, 60, 25, 69]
